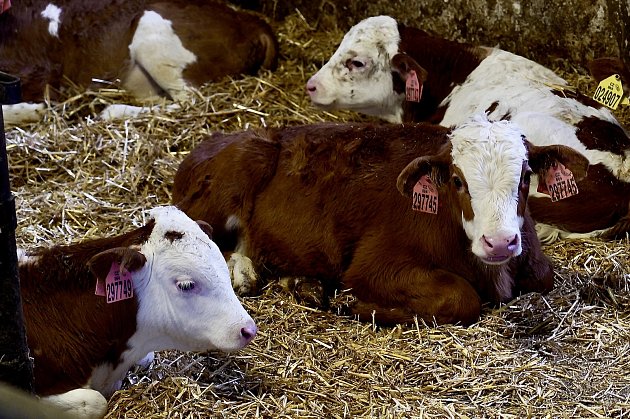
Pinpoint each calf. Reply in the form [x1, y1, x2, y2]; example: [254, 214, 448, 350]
[18, 206, 256, 418]
[306, 16, 630, 242]
[1, 0, 277, 124]
[173, 116, 589, 326]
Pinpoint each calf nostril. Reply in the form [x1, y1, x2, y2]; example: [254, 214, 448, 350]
[306, 81, 317, 92]
[482, 235, 493, 249]
[507, 235, 519, 251]
[240, 326, 257, 341]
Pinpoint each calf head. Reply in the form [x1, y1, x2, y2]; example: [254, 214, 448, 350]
[398, 115, 589, 264]
[89, 206, 256, 353]
[306, 16, 417, 122]
[588, 57, 630, 97]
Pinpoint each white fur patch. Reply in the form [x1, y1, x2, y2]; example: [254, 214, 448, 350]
[450, 115, 526, 259]
[41, 4, 62, 37]
[306, 16, 403, 122]
[535, 223, 604, 244]
[99, 103, 181, 120]
[225, 214, 241, 231]
[16, 248, 38, 265]
[125, 11, 197, 101]
[2, 103, 46, 125]
[227, 252, 258, 295]
[440, 49, 629, 181]
[43, 388, 107, 419]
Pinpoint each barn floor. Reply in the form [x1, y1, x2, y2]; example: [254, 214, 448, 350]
[6, 11, 630, 419]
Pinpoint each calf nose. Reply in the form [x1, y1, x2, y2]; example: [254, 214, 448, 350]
[240, 324, 258, 344]
[481, 234, 519, 259]
[306, 78, 317, 94]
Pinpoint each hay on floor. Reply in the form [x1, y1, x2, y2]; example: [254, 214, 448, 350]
[6, 11, 630, 419]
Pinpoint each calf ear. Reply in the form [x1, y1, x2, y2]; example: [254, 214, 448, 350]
[196, 220, 213, 239]
[397, 153, 451, 197]
[588, 57, 629, 95]
[88, 248, 147, 280]
[391, 53, 428, 95]
[526, 141, 589, 181]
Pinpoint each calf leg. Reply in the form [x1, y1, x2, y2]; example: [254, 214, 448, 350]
[344, 266, 482, 326]
[125, 11, 196, 101]
[226, 252, 258, 296]
[43, 389, 108, 419]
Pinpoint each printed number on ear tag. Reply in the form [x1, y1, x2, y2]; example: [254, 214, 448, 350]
[96, 261, 134, 303]
[406, 70, 422, 102]
[412, 175, 438, 214]
[592, 74, 625, 110]
[541, 162, 579, 202]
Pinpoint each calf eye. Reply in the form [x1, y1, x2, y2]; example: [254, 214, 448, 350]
[522, 171, 532, 187]
[345, 59, 366, 70]
[177, 280, 196, 292]
[452, 176, 464, 190]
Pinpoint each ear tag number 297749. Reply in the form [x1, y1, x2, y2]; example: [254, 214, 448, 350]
[95, 261, 134, 303]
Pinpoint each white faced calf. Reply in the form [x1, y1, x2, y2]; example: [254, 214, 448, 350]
[307, 15, 630, 242]
[18, 206, 256, 418]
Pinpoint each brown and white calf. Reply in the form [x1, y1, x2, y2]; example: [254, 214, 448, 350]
[1, 0, 277, 124]
[173, 116, 589, 327]
[18, 206, 256, 418]
[306, 16, 630, 242]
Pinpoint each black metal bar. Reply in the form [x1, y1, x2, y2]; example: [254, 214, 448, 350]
[0, 74, 34, 393]
[0, 71, 21, 106]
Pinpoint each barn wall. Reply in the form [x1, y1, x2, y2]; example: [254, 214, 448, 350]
[236, 0, 629, 69]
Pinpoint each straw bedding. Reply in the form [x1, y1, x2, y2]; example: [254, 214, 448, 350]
[6, 10, 629, 419]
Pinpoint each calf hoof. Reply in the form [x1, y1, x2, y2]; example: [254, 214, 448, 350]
[279, 276, 326, 308]
[227, 253, 258, 295]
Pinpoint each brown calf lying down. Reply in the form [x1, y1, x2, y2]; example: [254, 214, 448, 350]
[173, 116, 589, 326]
[18, 206, 256, 418]
[1, 0, 277, 124]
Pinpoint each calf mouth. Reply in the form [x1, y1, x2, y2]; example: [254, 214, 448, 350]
[310, 99, 336, 110]
[481, 255, 512, 265]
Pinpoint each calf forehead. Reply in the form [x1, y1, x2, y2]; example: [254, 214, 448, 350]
[450, 118, 527, 192]
[146, 206, 210, 249]
[333, 16, 400, 59]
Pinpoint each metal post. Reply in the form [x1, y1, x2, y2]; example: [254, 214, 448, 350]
[0, 71, 34, 392]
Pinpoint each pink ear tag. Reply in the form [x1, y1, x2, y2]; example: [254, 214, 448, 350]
[412, 175, 438, 214]
[98, 261, 134, 303]
[95, 276, 106, 296]
[405, 70, 422, 102]
[543, 162, 579, 202]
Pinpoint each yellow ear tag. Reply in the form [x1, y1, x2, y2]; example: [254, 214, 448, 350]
[592, 74, 624, 110]
[622, 96, 630, 106]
